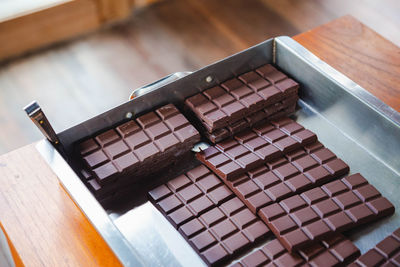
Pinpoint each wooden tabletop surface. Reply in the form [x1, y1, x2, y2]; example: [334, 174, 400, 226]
[294, 15, 400, 112]
[0, 15, 399, 266]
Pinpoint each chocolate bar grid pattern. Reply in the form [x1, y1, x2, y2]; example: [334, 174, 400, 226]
[197, 118, 349, 213]
[231, 235, 360, 267]
[148, 165, 271, 266]
[258, 173, 395, 253]
[77, 104, 200, 187]
[197, 117, 322, 181]
[205, 97, 298, 143]
[350, 227, 400, 267]
[185, 64, 299, 132]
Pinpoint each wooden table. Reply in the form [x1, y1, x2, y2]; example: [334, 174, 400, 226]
[294, 15, 400, 112]
[0, 15, 399, 266]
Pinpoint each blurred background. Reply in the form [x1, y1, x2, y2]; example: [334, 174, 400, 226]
[0, 0, 399, 155]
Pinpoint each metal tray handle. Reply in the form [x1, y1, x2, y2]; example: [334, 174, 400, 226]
[24, 101, 59, 145]
[129, 71, 192, 100]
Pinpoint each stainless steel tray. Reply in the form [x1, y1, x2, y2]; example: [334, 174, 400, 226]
[35, 36, 400, 266]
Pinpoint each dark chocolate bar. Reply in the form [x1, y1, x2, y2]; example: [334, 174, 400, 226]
[197, 117, 326, 181]
[197, 118, 349, 214]
[231, 234, 360, 267]
[258, 173, 395, 252]
[82, 151, 195, 202]
[76, 104, 200, 197]
[148, 165, 271, 266]
[185, 65, 298, 133]
[204, 96, 298, 143]
[350, 227, 400, 267]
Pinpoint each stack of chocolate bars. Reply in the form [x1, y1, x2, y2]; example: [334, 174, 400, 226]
[185, 64, 299, 143]
[75, 104, 200, 200]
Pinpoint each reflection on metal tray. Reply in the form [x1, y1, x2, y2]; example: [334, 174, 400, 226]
[36, 36, 400, 266]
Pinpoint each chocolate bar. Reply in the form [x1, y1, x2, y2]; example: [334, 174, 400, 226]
[81, 151, 195, 202]
[76, 104, 200, 197]
[231, 234, 360, 267]
[258, 173, 395, 252]
[350, 227, 400, 267]
[197, 117, 323, 180]
[197, 118, 349, 214]
[148, 165, 271, 266]
[204, 96, 298, 143]
[185, 65, 298, 138]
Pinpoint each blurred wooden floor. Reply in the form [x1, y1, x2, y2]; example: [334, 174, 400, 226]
[0, 0, 399, 154]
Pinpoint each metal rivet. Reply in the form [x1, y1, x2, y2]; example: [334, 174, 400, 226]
[205, 76, 213, 83]
[125, 112, 133, 119]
